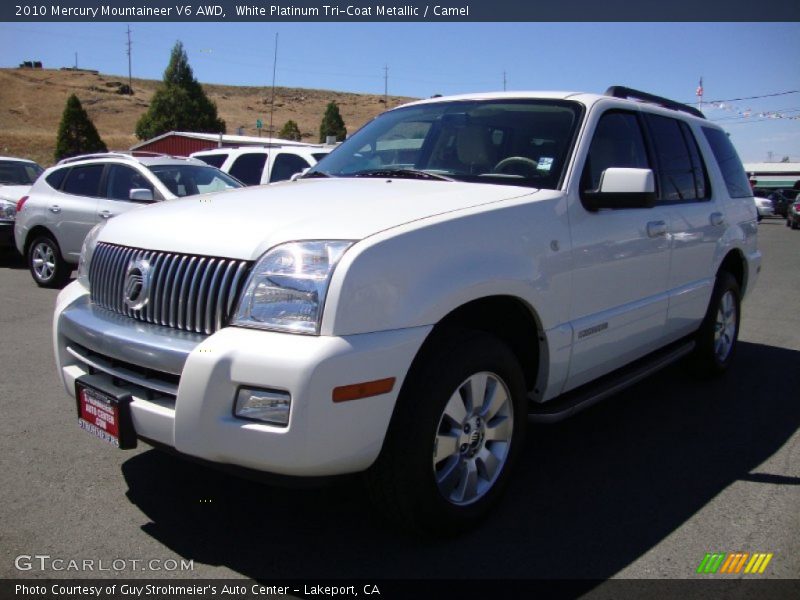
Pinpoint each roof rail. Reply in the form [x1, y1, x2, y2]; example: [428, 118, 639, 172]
[605, 86, 705, 119]
[56, 151, 183, 165]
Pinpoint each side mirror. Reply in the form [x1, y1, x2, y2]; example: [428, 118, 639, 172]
[582, 168, 657, 211]
[129, 188, 155, 203]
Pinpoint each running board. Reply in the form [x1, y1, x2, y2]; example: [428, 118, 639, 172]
[527, 339, 695, 423]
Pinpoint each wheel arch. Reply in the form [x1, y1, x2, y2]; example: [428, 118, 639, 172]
[717, 248, 747, 295]
[23, 225, 60, 255]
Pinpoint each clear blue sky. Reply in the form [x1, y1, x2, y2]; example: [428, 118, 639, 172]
[1, 22, 799, 162]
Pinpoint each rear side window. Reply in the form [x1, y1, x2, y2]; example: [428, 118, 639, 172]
[702, 127, 752, 198]
[61, 165, 105, 197]
[45, 168, 69, 190]
[194, 153, 228, 168]
[270, 153, 311, 183]
[229, 153, 267, 185]
[312, 153, 330, 162]
[644, 114, 709, 202]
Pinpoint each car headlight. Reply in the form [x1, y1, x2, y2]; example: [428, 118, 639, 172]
[233, 240, 354, 335]
[0, 199, 15, 221]
[77, 222, 106, 289]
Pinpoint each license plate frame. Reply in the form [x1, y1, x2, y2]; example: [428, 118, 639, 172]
[75, 377, 137, 449]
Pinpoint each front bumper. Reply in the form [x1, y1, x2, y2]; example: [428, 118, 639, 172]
[54, 282, 431, 476]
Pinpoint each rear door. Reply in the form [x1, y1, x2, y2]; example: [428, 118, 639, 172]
[50, 164, 105, 261]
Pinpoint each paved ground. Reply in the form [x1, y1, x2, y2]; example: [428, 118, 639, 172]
[0, 220, 797, 586]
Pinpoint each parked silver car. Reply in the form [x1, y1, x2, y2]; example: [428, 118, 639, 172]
[0, 156, 44, 250]
[14, 152, 242, 287]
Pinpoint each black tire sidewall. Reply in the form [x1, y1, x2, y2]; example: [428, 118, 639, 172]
[693, 272, 741, 375]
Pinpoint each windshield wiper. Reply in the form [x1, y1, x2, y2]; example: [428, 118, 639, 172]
[349, 168, 453, 181]
[303, 170, 332, 178]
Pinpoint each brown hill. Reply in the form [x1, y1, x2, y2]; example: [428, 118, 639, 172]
[0, 67, 415, 167]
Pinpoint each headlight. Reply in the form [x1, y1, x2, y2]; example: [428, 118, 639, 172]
[233, 240, 354, 334]
[77, 222, 106, 289]
[0, 199, 15, 220]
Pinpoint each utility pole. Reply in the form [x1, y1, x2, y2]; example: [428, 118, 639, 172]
[384, 65, 388, 106]
[269, 32, 278, 140]
[503, 71, 506, 91]
[126, 25, 133, 92]
[74, 52, 78, 69]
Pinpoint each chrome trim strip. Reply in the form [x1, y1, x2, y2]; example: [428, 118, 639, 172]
[66, 345, 178, 397]
[61, 295, 204, 375]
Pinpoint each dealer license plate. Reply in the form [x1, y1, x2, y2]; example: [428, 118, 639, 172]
[75, 379, 136, 449]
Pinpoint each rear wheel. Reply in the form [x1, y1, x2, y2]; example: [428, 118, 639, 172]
[27, 235, 71, 288]
[690, 271, 741, 376]
[366, 329, 527, 536]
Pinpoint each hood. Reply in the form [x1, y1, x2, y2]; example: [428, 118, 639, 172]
[97, 178, 536, 260]
[0, 185, 31, 204]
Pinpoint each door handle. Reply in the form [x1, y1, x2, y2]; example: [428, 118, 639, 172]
[49, 205, 61, 214]
[98, 210, 113, 219]
[710, 212, 725, 226]
[646, 220, 667, 238]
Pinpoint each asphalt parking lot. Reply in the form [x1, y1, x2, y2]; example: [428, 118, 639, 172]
[0, 220, 798, 586]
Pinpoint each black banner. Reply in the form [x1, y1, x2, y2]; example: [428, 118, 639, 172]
[3, 0, 799, 22]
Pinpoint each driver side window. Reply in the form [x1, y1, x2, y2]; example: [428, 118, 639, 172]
[582, 111, 650, 192]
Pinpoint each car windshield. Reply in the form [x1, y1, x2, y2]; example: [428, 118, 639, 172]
[0, 160, 44, 185]
[147, 164, 242, 197]
[308, 99, 582, 189]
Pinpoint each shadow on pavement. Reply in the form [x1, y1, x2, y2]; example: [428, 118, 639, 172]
[121, 341, 800, 580]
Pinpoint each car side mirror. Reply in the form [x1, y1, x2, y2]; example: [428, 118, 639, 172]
[581, 168, 657, 211]
[129, 188, 155, 203]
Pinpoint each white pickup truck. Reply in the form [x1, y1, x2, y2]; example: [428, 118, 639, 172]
[54, 86, 759, 535]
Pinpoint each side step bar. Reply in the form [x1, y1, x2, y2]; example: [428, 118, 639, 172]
[528, 339, 696, 423]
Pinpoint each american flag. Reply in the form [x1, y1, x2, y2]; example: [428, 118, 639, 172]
[696, 77, 704, 97]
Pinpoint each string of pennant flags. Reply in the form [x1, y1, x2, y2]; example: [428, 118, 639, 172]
[693, 78, 800, 121]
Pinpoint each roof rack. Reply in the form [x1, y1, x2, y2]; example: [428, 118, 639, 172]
[605, 86, 705, 119]
[56, 151, 188, 165]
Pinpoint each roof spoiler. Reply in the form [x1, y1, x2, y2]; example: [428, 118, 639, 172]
[605, 86, 705, 119]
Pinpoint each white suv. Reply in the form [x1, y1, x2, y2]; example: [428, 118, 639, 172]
[191, 145, 332, 186]
[15, 152, 241, 287]
[53, 87, 759, 534]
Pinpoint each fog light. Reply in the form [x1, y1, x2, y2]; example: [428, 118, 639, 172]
[234, 388, 291, 426]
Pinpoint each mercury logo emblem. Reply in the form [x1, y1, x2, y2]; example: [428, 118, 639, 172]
[123, 258, 152, 311]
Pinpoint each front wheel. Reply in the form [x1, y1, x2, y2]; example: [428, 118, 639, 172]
[366, 329, 527, 536]
[689, 271, 741, 376]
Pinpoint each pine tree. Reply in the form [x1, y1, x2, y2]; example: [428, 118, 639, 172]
[278, 120, 302, 142]
[135, 41, 225, 140]
[319, 102, 347, 143]
[54, 94, 108, 160]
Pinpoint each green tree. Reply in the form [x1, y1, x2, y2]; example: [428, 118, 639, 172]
[278, 120, 302, 142]
[135, 41, 225, 140]
[54, 94, 108, 160]
[319, 102, 347, 143]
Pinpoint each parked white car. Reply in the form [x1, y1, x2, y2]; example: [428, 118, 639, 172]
[15, 152, 242, 287]
[54, 87, 759, 535]
[191, 145, 332, 186]
[0, 156, 43, 250]
[753, 195, 775, 221]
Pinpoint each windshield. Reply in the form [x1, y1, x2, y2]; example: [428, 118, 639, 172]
[148, 164, 242, 197]
[0, 160, 44, 185]
[309, 99, 582, 189]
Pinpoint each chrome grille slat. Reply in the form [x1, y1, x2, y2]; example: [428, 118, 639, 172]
[88, 243, 251, 336]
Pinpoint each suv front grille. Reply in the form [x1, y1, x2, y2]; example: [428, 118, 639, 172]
[89, 243, 251, 335]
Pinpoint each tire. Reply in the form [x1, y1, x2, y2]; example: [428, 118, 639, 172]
[366, 329, 527, 536]
[27, 235, 71, 288]
[689, 271, 741, 377]
[787, 219, 792, 228]
[792, 220, 800, 230]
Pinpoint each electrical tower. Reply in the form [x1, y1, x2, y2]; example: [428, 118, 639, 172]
[126, 25, 133, 92]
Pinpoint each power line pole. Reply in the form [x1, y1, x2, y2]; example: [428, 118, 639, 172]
[126, 25, 133, 92]
[269, 32, 278, 140]
[384, 65, 388, 106]
[503, 71, 506, 91]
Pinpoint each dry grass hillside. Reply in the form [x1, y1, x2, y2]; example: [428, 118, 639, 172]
[0, 67, 415, 167]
